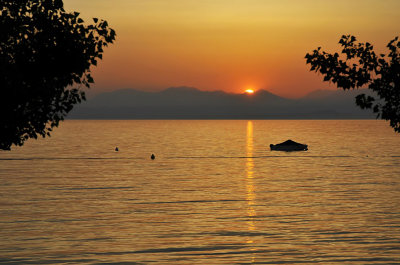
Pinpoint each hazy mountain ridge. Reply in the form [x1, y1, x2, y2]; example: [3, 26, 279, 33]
[68, 86, 377, 119]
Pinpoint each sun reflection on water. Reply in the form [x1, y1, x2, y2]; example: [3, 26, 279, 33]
[246, 120, 257, 260]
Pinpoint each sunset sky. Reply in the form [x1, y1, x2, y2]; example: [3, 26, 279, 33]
[64, 0, 399, 98]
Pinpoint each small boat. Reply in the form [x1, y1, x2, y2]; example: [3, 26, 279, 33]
[270, 139, 308, 151]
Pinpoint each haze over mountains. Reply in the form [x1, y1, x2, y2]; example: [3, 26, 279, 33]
[68, 87, 376, 119]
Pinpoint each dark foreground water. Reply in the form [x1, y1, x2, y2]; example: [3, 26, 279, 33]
[1, 120, 400, 264]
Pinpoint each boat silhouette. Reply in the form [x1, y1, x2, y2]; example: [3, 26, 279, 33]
[270, 139, 308, 151]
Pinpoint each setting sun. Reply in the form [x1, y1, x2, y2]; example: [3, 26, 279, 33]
[245, 89, 255, 94]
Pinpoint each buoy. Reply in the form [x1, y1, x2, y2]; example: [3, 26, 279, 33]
[115, 147, 119, 152]
[151, 154, 155, 160]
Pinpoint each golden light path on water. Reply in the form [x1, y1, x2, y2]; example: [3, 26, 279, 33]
[246, 121, 257, 262]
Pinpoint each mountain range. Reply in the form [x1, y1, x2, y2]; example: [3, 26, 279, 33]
[68, 86, 377, 119]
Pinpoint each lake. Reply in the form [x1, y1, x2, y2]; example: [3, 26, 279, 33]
[1, 120, 400, 264]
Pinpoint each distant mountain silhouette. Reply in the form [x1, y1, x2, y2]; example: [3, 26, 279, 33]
[303, 89, 337, 99]
[68, 86, 377, 119]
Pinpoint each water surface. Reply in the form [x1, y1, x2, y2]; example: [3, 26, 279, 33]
[1, 120, 400, 264]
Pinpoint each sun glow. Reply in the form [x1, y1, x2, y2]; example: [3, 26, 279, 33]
[245, 89, 255, 94]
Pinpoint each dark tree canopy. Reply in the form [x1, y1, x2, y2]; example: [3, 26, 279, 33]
[305, 35, 400, 133]
[0, 0, 116, 150]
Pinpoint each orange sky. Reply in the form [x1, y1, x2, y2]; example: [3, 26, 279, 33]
[64, 0, 400, 98]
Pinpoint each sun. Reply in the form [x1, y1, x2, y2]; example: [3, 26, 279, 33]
[245, 89, 255, 94]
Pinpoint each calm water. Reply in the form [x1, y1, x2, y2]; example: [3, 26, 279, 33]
[1, 120, 400, 264]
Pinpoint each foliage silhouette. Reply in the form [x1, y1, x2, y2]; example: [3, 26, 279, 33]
[305, 35, 400, 133]
[0, 0, 116, 150]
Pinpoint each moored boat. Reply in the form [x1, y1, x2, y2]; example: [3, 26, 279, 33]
[270, 139, 308, 151]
